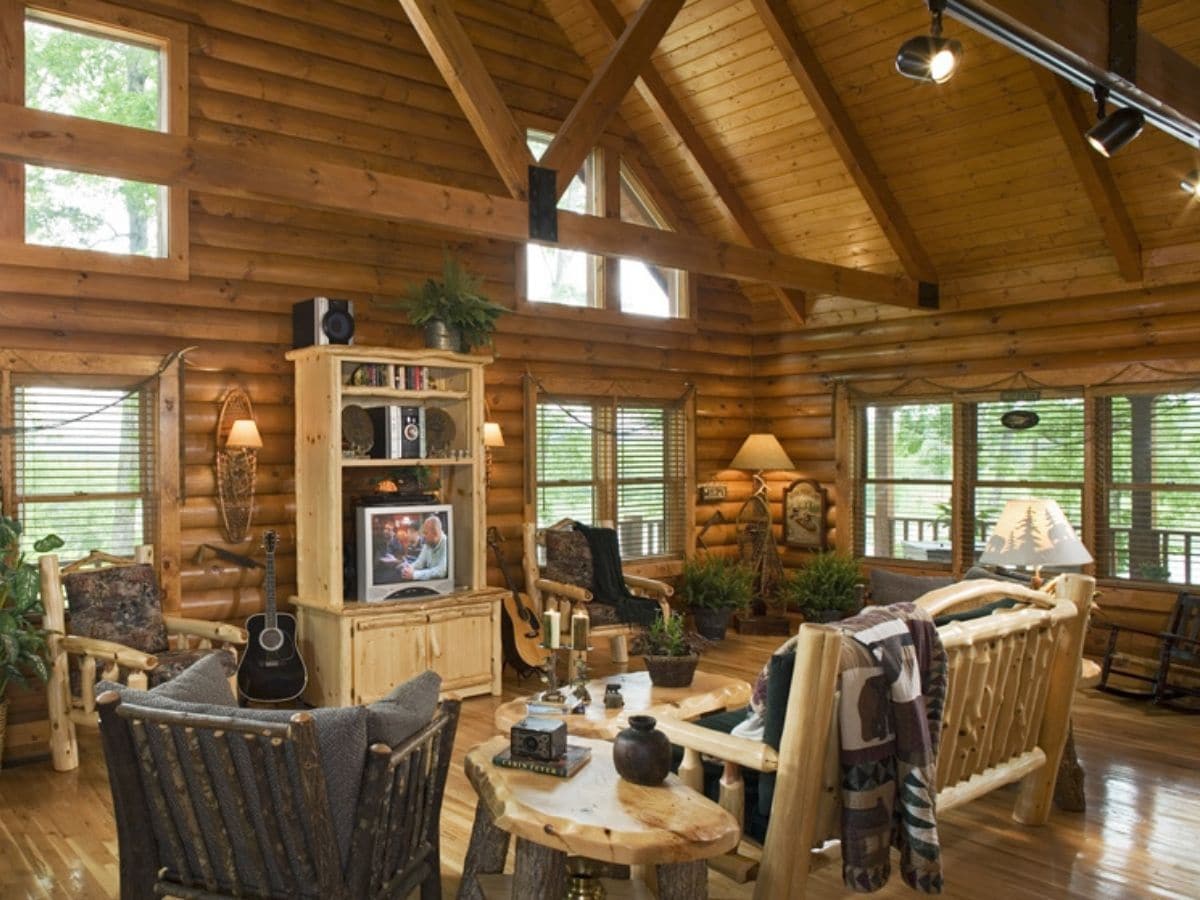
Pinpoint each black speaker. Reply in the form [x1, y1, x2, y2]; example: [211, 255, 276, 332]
[293, 298, 355, 348]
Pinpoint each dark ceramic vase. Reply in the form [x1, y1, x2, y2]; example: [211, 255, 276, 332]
[613, 715, 671, 786]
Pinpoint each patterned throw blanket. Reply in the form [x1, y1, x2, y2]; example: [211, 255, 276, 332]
[838, 603, 947, 894]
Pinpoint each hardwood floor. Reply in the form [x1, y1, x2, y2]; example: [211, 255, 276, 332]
[2, 633, 1197, 899]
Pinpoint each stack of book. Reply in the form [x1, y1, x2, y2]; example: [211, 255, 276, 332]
[493, 744, 591, 778]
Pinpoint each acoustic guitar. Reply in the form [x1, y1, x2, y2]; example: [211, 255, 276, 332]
[237, 530, 308, 703]
[487, 526, 547, 678]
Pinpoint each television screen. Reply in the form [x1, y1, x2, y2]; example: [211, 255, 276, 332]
[356, 504, 454, 602]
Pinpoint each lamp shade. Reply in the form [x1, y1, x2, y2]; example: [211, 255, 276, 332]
[729, 433, 794, 472]
[979, 499, 1093, 568]
[483, 421, 506, 448]
[225, 418, 263, 449]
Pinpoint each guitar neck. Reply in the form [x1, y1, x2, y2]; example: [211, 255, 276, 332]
[264, 538, 278, 630]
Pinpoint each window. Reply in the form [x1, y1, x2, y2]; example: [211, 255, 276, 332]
[849, 384, 1200, 587]
[12, 381, 155, 558]
[1, 1, 187, 276]
[533, 392, 690, 560]
[523, 129, 686, 318]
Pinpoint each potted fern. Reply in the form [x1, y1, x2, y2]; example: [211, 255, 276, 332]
[0, 516, 63, 766]
[398, 253, 507, 352]
[631, 612, 708, 688]
[780, 550, 864, 623]
[680, 555, 754, 641]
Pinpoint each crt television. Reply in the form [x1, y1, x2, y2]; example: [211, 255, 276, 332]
[356, 504, 454, 602]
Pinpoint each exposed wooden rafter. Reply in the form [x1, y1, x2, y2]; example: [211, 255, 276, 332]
[541, 0, 684, 201]
[752, 0, 938, 285]
[0, 104, 925, 307]
[1031, 66, 1142, 283]
[580, 0, 808, 323]
[395, 0, 534, 199]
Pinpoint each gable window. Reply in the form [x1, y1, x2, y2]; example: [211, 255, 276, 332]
[529, 383, 692, 561]
[523, 129, 686, 319]
[1, 1, 187, 277]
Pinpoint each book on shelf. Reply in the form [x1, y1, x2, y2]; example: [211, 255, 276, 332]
[493, 744, 591, 778]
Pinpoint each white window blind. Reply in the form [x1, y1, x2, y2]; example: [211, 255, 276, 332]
[536, 396, 687, 560]
[13, 383, 155, 558]
[857, 402, 954, 561]
[1105, 392, 1200, 584]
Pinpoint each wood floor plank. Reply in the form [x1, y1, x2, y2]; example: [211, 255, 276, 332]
[1, 631, 1197, 898]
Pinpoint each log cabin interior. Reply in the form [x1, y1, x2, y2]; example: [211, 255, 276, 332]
[1, 0, 1199, 897]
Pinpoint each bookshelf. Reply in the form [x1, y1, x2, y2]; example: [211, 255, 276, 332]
[285, 345, 505, 706]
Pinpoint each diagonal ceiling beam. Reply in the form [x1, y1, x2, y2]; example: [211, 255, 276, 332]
[580, 0, 807, 323]
[0, 104, 927, 307]
[396, 0, 534, 199]
[1031, 66, 1142, 282]
[752, 0, 938, 285]
[541, 0, 684, 202]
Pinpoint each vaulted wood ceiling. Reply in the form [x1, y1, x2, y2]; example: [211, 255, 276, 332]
[528, 0, 1200, 323]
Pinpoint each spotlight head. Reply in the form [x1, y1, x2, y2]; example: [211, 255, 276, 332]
[896, 34, 963, 84]
[1182, 170, 1199, 195]
[1086, 107, 1145, 157]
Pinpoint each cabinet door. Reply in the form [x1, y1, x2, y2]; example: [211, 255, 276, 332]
[427, 603, 494, 690]
[352, 611, 429, 704]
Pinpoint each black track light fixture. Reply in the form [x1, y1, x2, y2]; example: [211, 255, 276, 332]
[1085, 85, 1145, 158]
[1183, 170, 1200, 196]
[896, 0, 963, 85]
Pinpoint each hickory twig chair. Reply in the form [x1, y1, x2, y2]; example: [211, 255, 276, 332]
[659, 574, 1095, 899]
[40, 546, 246, 771]
[1096, 590, 1200, 710]
[521, 518, 672, 661]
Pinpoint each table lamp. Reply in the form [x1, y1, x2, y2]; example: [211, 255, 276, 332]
[729, 432, 794, 628]
[729, 432, 794, 499]
[979, 498, 1092, 587]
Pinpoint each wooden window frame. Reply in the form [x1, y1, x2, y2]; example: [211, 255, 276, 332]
[0, 0, 188, 279]
[0, 349, 182, 613]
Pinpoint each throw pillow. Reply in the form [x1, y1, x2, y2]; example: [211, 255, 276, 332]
[545, 528, 593, 589]
[149, 651, 237, 706]
[64, 563, 170, 654]
[868, 568, 955, 607]
[366, 669, 442, 745]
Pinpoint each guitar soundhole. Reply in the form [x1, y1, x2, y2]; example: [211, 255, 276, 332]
[259, 628, 285, 653]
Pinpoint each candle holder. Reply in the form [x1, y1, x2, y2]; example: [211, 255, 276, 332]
[538, 638, 593, 707]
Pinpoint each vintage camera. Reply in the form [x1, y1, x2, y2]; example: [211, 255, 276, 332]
[511, 716, 566, 762]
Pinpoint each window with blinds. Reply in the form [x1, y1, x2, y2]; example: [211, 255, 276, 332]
[536, 395, 688, 560]
[1104, 391, 1200, 584]
[857, 402, 954, 561]
[13, 382, 155, 558]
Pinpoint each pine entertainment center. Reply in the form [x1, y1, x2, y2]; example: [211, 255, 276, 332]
[286, 345, 505, 706]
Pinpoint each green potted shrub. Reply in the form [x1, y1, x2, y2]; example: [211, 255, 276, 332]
[0, 516, 63, 766]
[680, 554, 754, 641]
[397, 253, 507, 352]
[780, 550, 863, 623]
[631, 611, 708, 687]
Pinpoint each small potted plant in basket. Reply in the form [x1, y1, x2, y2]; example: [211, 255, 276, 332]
[396, 252, 507, 352]
[632, 611, 709, 688]
[680, 554, 754, 641]
[0, 516, 63, 767]
[779, 550, 864, 623]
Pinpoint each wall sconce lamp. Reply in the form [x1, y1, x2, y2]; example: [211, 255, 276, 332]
[1181, 170, 1199, 195]
[215, 388, 261, 544]
[1085, 85, 1144, 158]
[896, 0, 963, 85]
[483, 420, 505, 489]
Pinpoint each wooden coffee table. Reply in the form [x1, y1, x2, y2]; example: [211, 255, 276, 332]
[494, 669, 751, 739]
[457, 734, 740, 900]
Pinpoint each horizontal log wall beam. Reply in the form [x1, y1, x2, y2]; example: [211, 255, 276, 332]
[0, 103, 923, 306]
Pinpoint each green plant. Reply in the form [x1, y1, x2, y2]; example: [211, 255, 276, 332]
[780, 550, 863, 614]
[680, 555, 754, 611]
[397, 253, 507, 349]
[0, 516, 63, 699]
[632, 612, 706, 658]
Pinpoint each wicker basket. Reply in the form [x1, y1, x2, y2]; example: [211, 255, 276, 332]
[642, 653, 699, 688]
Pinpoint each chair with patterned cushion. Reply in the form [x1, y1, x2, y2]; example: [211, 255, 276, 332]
[39, 546, 247, 772]
[521, 518, 672, 661]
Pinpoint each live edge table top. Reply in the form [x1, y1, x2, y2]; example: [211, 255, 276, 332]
[493, 669, 752, 739]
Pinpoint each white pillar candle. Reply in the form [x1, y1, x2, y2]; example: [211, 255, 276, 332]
[543, 609, 561, 648]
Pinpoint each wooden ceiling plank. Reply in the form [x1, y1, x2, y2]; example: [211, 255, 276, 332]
[0, 103, 921, 307]
[752, 0, 937, 284]
[395, 0, 534, 199]
[1031, 66, 1143, 282]
[541, 0, 686, 199]
[579, 0, 808, 322]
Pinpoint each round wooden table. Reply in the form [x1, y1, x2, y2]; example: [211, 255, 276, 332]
[457, 735, 741, 900]
[493, 669, 752, 739]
